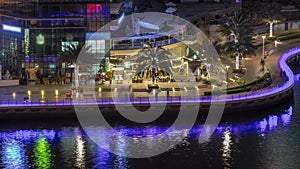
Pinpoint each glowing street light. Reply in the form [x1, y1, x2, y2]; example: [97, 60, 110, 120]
[262, 35, 266, 58]
[275, 40, 278, 48]
[226, 65, 230, 88]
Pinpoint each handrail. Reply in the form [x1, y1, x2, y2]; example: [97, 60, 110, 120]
[0, 46, 297, 108]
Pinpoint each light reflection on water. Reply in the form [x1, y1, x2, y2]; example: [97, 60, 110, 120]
[221, 127, 232, 169]
[34, 136, 52, 169]
[2, 138, 27, 169]
[0, 105, 295, 169]
[75, 129, 86, 169]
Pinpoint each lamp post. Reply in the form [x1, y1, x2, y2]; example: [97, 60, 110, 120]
[226, 65, 230, 88]
[275, 40, 278, 48]
[262, 35, 266, 58]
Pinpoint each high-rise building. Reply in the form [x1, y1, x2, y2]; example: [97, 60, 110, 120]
[0, 0, 120, 79]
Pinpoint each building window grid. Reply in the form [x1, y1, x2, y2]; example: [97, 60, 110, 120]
[0, 0, 110, 78]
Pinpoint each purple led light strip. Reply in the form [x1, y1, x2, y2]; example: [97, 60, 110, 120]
[0, 46, 297, 107]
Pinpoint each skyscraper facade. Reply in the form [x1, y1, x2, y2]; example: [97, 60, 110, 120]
[0, 0, 113, 79]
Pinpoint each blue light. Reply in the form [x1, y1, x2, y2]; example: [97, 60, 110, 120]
[0, 130, 56, 142]
[118, 12, 125, 25]
[258, 118, 268, 134]
[2, 24, 21, 33]
[295, 73, 300, 81]
[281, 106, 293, 126]
[2, 139, 28, 168]
[268, 115, 278, 130]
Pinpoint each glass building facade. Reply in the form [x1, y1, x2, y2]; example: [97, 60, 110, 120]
[0, 0, 111, 79]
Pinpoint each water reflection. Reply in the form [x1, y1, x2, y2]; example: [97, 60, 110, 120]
[34, 136, 52, 169]
[281, 106, 293, 126]
[258, 118, 268, 136]
[60, 128, 76, 167]
[221, 126, 232, 169]
[0, 105, 295, 168]
[2, 138, 27, 169]
[75, 129, 86, 169]
[295, 73, 300, 81]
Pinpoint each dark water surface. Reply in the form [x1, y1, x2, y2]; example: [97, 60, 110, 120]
[0, 74, 299, 168]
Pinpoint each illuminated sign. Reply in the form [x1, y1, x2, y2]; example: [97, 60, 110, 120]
[36, 34, 45, 45]
[2, 24, 21, 33]
[87, 4, 103, 14]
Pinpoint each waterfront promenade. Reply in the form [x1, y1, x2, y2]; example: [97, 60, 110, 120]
[0, 37, 297, 109]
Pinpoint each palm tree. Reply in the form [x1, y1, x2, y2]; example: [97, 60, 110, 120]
[196, 19, 210, 37]
[135, 43, 173, 86]
[60, 43, 92, 88]
[218, 12, 256, 70]
[259, 3, 285, 37]
[222, 33, 256, 70]
[217, 12, 254, 40]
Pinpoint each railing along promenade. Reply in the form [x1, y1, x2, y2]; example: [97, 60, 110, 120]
[0, 45, 297, 108]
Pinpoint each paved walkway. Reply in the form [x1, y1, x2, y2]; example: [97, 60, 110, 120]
[0, 36, 299, 104]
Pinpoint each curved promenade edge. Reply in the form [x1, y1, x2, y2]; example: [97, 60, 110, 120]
[0, 46, 298, 118]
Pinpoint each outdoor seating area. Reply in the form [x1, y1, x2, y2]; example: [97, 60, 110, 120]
[158, 76, 170, 82]
[132, 76, 143, 83]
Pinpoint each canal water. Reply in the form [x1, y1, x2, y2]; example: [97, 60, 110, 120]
[0, 69, 299, 169]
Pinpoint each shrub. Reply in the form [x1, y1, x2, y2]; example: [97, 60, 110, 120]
[203, 78, 211, 84]
[267, 36, 277, 41]
[203, 72, 271, 95]
[148, 84, 159, 89]
[277, 33, 300, 41]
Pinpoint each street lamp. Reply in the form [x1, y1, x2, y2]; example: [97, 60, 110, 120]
[262, 35, 266, 58]
[226, 65, 230, 88]
[275, 40, 278, 48]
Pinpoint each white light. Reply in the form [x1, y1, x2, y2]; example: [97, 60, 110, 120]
[118, 12, 125, 25]
[262, 35, 266, 39]
[3, 24, 21, 33]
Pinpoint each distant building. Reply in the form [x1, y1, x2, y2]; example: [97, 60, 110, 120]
[241, 0, 300, 20]
[0, 0, 121, 78]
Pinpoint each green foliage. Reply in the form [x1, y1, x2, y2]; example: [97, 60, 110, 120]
[267, 36, 277, 41]
[202, 78, 210, 84]
[277, 33, 300, 41]
[202, 78, 224, 86]
[217, 11, 257, 59]
[258, 2, 285, 24]
[148, 84, 159, 89]
[203, 72, 270, 95]
[236, 78, 245, 85]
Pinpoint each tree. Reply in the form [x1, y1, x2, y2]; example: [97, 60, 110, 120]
[136, 43, 173, 85]
[218, 12, 256, 70]
[222, 32, 256, 70]
[60, 43, 92, 88]
[259, 3, 285, 37]
[217, 12, 254, 39]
